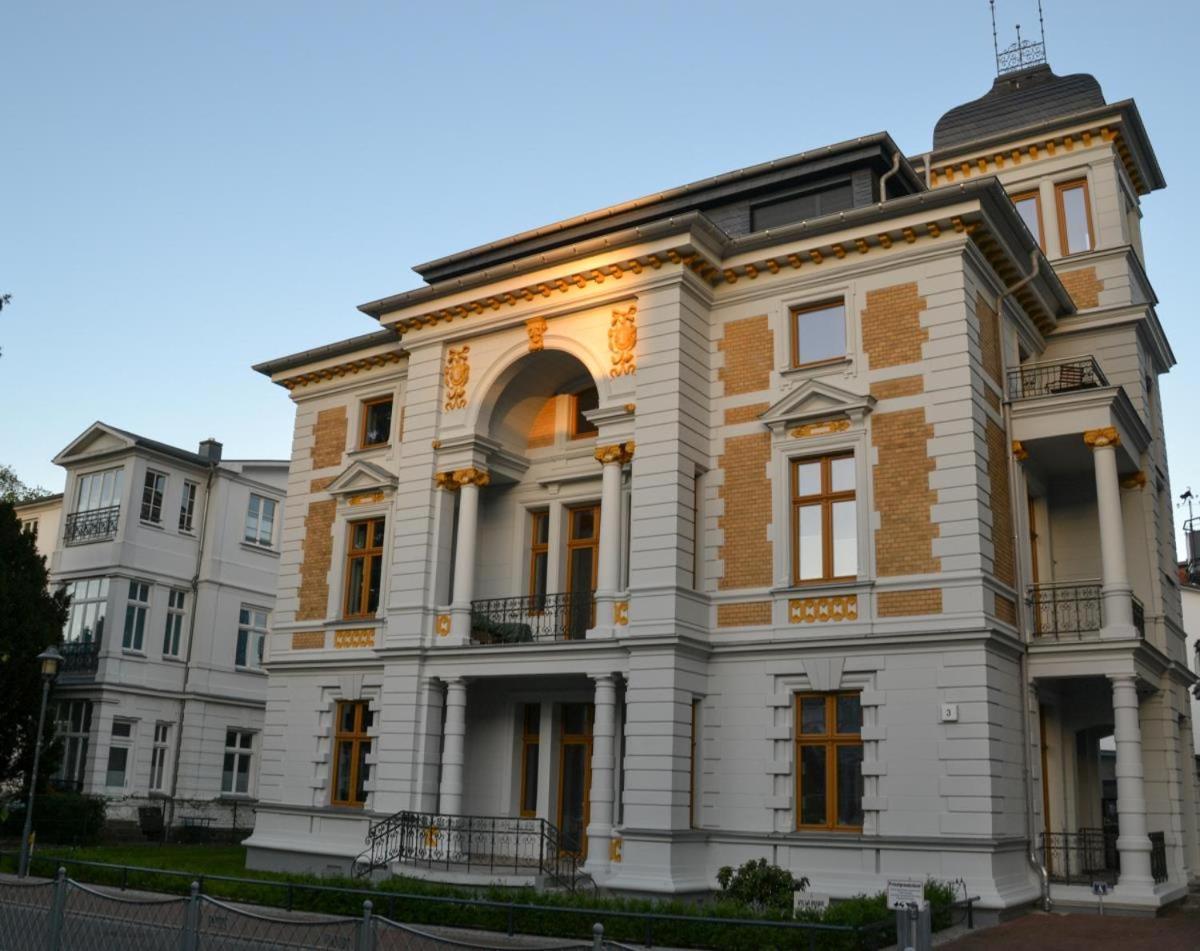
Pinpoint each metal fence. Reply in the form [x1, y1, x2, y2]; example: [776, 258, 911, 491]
[1006, 357, 1107, 401]
[63, 505, 120, 545]
[470, 592, 593, 644]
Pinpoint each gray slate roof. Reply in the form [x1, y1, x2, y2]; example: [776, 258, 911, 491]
[933, 65, 1106, 152]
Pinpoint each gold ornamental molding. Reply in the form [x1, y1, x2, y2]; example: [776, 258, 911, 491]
[348, 491, 386, 506]
[1121, 471, 1147, 490]
[595, 442, 636, 466]
[1012, 440, 1029, 462]
[609, 837, 623, 862]
[435, 614, 451, 636]
[788, 595, 859, 624]
[334, 628, 375, 649]
[608, 305, 637, 377]
[443, 346, 470, 410]
[291, 631, 326, 651]
[434, 467, 491, 491]
[790, 419, 851, 439]
[280, 351, 402, 391]
[1083, 427, 1120, 449]
[525, 316, 548, 352]
[613, 600, 629, 626]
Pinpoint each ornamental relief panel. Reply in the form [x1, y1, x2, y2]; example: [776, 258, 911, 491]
[444, 346, 470, 410]
[525, 316, 548, 352]
[788, 595, 858, 624]
[608, 305, 637, 377]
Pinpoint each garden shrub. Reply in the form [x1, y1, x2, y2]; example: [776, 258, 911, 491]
[716, 858, 809, 913]
[1, 792, 105, 846]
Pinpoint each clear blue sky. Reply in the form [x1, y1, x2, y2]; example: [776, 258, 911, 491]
[3, 2, 1198, 539]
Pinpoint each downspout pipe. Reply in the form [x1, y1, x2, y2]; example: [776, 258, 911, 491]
[998, 249, 1052, 911]
[878, 151, 902, 203]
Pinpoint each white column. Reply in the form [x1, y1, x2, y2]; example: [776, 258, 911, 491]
[1086, 429, 1135, 637]
[585, 674, 617, 873]
[1110, 674, 1156, 894]
[438, 678, 467, 816]
[591, 443, 633, 637]
[446, 468, 488, 640]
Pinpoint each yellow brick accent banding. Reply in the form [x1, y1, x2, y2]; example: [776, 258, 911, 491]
[872, 410, 940, 576]
[717, 601, 772, 627]
[718, 432, 773, 589]
[861, 283, 928, 370]
[986, 419, 1016, 587]
[718, 316, 772, 395]
[877, 589, 943, 616]
[311, 406, 348, 469]
[1058, 266, 1104, 310]
[724, 402, 770, 425]
[291, 631, 326, 650]
[297, 476, 337, 622]
[789, 596, 858, 624]
[334, 628, 375, 649]
[869, 376, 925, 400]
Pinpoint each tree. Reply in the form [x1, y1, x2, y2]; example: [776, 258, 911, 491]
[0, 501, 69, 792]
[716, 858, 809, 914]
[0, 463, 52, 504]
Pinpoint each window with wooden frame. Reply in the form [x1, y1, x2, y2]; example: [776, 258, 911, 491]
[790, 299, 846, 368]
[791, 454, 857, 584]
[331, 700, 373, 807]
[1010, 189, 1044, 250]
[528, 510, 549, 608]
[343, 518, 385, 618]
[518, 703, 540, 818]
[1055, 179, 1093, 255]
[360, 396, 394, 449]
[569, 386, 599, 439]
[795, 692, 863, 830]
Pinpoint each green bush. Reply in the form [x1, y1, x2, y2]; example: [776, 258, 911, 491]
[0, 792, 105, 846]
[716, 858, 809, 914]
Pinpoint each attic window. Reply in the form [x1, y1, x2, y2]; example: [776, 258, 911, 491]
[751, 183, 854, 232]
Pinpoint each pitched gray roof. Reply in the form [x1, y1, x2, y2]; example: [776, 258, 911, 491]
[933, 65, 1106, 152]
[252, 328, 401, 377]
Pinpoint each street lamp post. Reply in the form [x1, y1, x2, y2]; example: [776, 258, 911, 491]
[18, 646, 62, 878]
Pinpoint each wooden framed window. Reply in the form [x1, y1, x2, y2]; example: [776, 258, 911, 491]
[332, 700, 373, 807]
[1055, 179, 1094, 255]
[360, 396, 394, 449]
[518, 703, 540, 818]
[528, 510, 549, 606]
[1011, 189, 1044, 250]
[569, 386, 599, 439]
[791, 454, 857, 584]
[343, 518, 385, 618]
[795, 692, 863, 830]
[790, 299, 846, 368]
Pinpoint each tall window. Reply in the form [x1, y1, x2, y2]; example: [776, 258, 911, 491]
[528, 510, 549, 606]
[179, 481, 198, 532]
[331, 701, 373, 807]
[236, 606, 268, 668]
[141, 470, 167, 523]
[222, 729, 254, 795]
[244, 494, 276, 547]
[569, 386, 599, 439]
[791, 454, 857, 584]
[795, 692, 863, 830]
[75, 467, 124, 512]
[791, 300, 846, 368]
[163, 589, 186, 657]
[54, 700, 92, 791]
[344, 518, 385, 618]
[519, 703, 540, 818]
[360, 396, 394, 448]
[1056, 179, 1093, 255]
[1011, 190, 1044, 249]
[106, 719, 134, 789]
[123, 581, 150, 651]
[63, 578, 109, 643]
[149, 723, 171, 792]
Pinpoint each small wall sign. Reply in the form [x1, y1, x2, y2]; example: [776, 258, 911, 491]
[886, 879, 925, 910]
[794, 892, 831, 914]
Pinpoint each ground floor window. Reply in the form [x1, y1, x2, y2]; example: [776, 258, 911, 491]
[795, 692, 863, 830]
[53, 700, 92, 790]
[149, 722, 171, 792]
[106, 719, 135, 789]
[519, 703, 540, 817]
[331, 701, 373, 807]
[222, 729, 254, 795]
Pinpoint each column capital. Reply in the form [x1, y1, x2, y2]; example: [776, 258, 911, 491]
[1012, 440, 1029, 462]
[1107, 673, 1138, 688]
[589, 672, 619, 687]
[1120, 470, 1147, 490]
[434, 467, 490, 491]
[594, 441, 635, 466]
[1084, 427, 1120, 448]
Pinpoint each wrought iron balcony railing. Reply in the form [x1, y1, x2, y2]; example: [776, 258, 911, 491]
[59, 638, 101, 676]
[63, 505, 121, 545]
[1039, 828, 1117, 885]
[469, 591, 594, 645]
[1007, 357, 1107, 401]
[1149, 831, 1168, 884]
[1029, 582, 1146, 641]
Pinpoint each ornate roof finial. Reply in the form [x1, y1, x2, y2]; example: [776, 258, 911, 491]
[991, 0, 1048, 76]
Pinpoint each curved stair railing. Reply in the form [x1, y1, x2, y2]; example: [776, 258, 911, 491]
[353, 811, 587, 890]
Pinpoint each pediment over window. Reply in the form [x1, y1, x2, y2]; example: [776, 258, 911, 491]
[758, 380, 875, 434]
[325, 460, 397, 498]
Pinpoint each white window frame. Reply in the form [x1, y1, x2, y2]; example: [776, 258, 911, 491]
[74, 467, 124, 513]
[221, 729, 255, 795]
[63, 578, 110, 644]
[141, 470, 167, 523]
[244, 494, 277, 547]
[776, 283, 859, 380]
[163, 588, 186, 658]
[54, 700, 92, 790]
[105, 718, 136, 790]
[149, 722, 171, 792]
[179, 480, 198, 532]
[235, 605, 269, 669]
[123, 580, 151, 652]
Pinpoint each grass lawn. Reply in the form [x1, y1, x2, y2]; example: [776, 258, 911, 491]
[37, 843, 259, 878]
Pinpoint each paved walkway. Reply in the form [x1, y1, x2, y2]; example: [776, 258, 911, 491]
[941, 905, 1200, 950]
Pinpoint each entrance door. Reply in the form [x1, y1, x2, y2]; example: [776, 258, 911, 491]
[557, 702, 593, 858]
[565, 504, 599, 638]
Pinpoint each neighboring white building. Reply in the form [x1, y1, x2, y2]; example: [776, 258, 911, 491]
[244, 56, 1198, 915]
[46, 423, 287, 832]
[14, 493, 64, 561]
[1180, 568, 1200, 757]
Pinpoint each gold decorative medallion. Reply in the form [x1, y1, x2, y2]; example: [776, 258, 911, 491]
[1083, 427, 1120, 448]
[334, 628, 376, 649]
[608, 305, 637, 377]
[789, 419, 851, 439]
[788, 595, 858, 624]
[613, 600, 629, 626]
[444, 346, 470, 410]
[435, 614, 451, 636]
[348, 491, 385, 506]
[594, 442, 636, 466]
[525, 316, 548, 352]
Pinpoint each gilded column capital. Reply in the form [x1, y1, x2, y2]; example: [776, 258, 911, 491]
[594, 441, 636, 466]
[434, 467, 490, 490]
[1083, 427, 1120, 448]
[1120, 471, 1147, 490]
[1012, 440, 1029, 462]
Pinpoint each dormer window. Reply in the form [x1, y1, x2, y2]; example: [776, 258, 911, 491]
[751, 182, 854, 232]
[360, 397, 393, 449]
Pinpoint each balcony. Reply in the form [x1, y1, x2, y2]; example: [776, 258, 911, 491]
[63, 505, 120, 545]
[1007, 357, 1107, 401]
[1028, 581, 1144, 640]
[469, 591, 594, 645]
[1039, 828, 1167, 886]
[58, 638, 101, 679]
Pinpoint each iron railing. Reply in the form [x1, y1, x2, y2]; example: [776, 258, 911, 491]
[1150, 831, 1168, 884]
[58, 639, 101, 676]
[1039, 828, 1116, 885]
[1007, 357, 1107, 401]
[63, 506, 120, 545]
[470, 591, 594, 644]
[355, 811, 583, 890]
[1132, 595, 1145, 637]
[1028, 582, 1146, 640]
